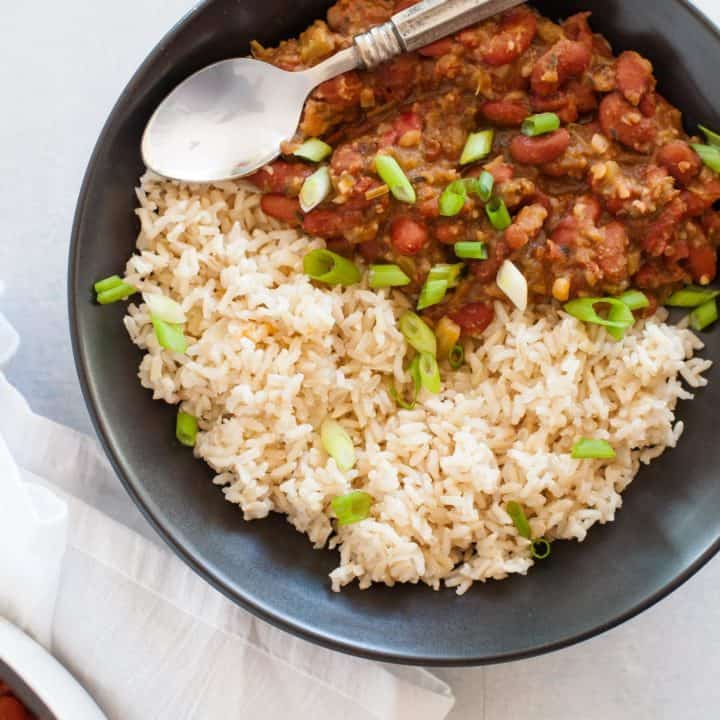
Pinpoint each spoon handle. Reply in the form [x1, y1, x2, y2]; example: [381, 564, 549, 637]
[355, 0, 525, 67]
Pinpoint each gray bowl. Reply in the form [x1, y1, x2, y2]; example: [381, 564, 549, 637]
[69, 0, 720, 665]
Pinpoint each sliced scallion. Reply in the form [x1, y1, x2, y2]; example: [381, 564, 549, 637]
[151, 316, 188, 354]
[299, 166, 331, 212]
[572, 438, 616, 460]
[293, 138, 332, 162]
[94, 275, 123, 294]
[332, 491, 373, 527]
[616, 289, 650, 311]
[428, 263, 464, 288]
[143, 292, 186, 324]
[176, 411, 198, 447]
[97, 282, 137, 305]
[496, 260, 528, 312]
[439, 180, 467, 217]
[691, 143, 720, 173]
[448, 343, 465, 369]
[485, 197, 512, 231]
[399, 311, 437, 356]
[522, 112, 561, 137]
[531, 538, 552, 560]
[506, 501, 532, 540]
[460, 129, 494, 165]
[417, 278, 448, 310]
[418, 351, 441, 394]
[689, 298, 719, 331]
[303, 248, 361, 286]
[375, 155, 416, 204]
[666, 285, 720, 308]
[467, 171, 495, 202]
[390, 355, 422, 409]
[606, 291, 648, 341]
[454, 241, 488, 260]
[320, 418, 356, 471]
[564, 297, 634, 329]
[699, 125, 720, 148]
[368, 264, 411, 289]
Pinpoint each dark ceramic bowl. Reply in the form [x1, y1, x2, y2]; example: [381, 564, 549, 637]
[69, 0, 720, 665]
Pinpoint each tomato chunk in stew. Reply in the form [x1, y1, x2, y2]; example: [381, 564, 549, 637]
[249, 1, 719, 336]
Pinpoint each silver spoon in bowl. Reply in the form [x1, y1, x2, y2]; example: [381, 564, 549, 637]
[141, 0, 523, 183]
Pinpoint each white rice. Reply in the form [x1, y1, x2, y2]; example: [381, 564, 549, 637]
[123, 171, 712, 594]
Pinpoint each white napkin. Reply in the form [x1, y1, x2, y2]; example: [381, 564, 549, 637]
[0, 310, 454, 720]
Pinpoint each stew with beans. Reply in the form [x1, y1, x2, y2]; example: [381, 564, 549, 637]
[249, 0, 720, 336]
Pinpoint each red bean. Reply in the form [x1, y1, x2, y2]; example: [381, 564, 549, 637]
[331, 146, 365, 175]
[643, 196, 687, 255]
[434, 220, 464, 245]
[392, 111, 422, 145]
[504, 203, 548, 250]
[302, 208, 362, 238]
[313, 72, 364, 107]
[531, 40, 591, 97]
[482, 8, 537, 66]
[247, 161, 312, 194]
[657, 141, 702, 186]
[639, 92, 657, 118]
[418, 37, 453, 57]
[260, 195, 302, 225]
[562, 12, 594, 48]
[371, 55, 419, 103]
[390, 216, 429, 256]
[596, 222, 629, 282]
[616, 51, 655, 106]
[688, 244, 717, 284]
[599, 92, 657, 153]
[510, 129, 570, 165]
[0, 696, 29, 720]
[358, 238, 382, 263]
[480, 99, 530, 127]
[449, 303, 495, 336]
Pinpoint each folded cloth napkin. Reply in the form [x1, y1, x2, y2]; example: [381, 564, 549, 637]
[0, 309, 454, 720]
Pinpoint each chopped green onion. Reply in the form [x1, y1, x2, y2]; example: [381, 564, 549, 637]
[572, 438, 616, 460]
[176, 411, 198, 447]
[485, 197, 512, 231]
[143, 292, 186, 324]
[506, 501, 532, 540]
[320, 418, 356, 471]
[438, 180, 467, 217]
[448, 343, 465, 369]
[666, 285, 720, 308]
[94, 275, 123, 294]
[417, 278, 448, 310]
[332, 491, 373, 527]
[375, 155, 416, 204]
[689, 298, 719, 331]
[531, 538, 552, 560]
[303, 248, 361, 286]
[522, 112, 561, 137]
[151, 316, 188, 354]
[691, 143, 720, 173]
[96, 282, 137, 305]
[460, 129, 494, 165]
[467, 171, 495, 202]
[299, 166, 331, 212]
[390, 355, 422, 409]
[418, 352, 441, 394]
[368, 264, 411, 289]
[496, 260, 528, 312]
[606, 290, 650, 340]
[564, 297, 634, 329]
[293, 138, 332, 162]
[399, 311, 437, 355]
[454, 241, 488, 260]
[616, 289, 650, 311]
[699, 125, 720, 148]
[428, 263, 464, 288]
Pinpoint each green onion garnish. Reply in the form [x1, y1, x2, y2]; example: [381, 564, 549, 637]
[399, 311, 437, 355]
[572, 438, 616, 460]
[439, 180, 467, 217]
[332, 491, 373, 527]
[506, 501, 532, 540]
[564, 297, 634, 330]
[531, 539, 552, 560]
[375, 155, 416, 204]
[368, 264, 411, 289]
[293, 138, 332, 162]
[521, 112, 561, 137]
[690, 298, 719, 331]
[143, 293, 186, 324]
[460, 129, 494, 165]
[428, 263, 464, 288]
[666, 285, 720, 307]
[616, 289, 650, 311]
[454, 241, 488, 260]
[417, 278, 449, 310]
[299, 166, 331, 212]
[96, 281, 137, 305]
[94, 275, 123, 294]
[690, 143, 720, 173]
[496, 259, 528, 312]
[606, 291, 649, 341]
[448, 343, 465, 369]
[699, 125, 720, 148]
[303, 248, 361, 286]
[418, 352, 441, 394]
[485, 197, 512, 231]
[390, 355, 422, 409]
[320, 418, 356, 471]
[151, 317, 188, 354]
[467, 171, 495, 202]
[176, 411, 198, 447]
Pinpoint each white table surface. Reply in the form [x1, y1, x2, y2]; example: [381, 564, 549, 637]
[3, 1, 720, 718]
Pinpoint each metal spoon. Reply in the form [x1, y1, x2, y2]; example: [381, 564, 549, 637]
[141, 0, 523, 183]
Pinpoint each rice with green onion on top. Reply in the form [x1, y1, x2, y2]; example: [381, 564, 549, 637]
[123, 172, 711, 594]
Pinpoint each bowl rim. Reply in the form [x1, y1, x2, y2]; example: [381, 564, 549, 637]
[68, 0, 720, 666]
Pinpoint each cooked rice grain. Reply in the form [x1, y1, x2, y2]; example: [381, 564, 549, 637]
[123, 172, 711, 594]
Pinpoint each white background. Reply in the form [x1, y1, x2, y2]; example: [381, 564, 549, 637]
[2, 1, 720, 717]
